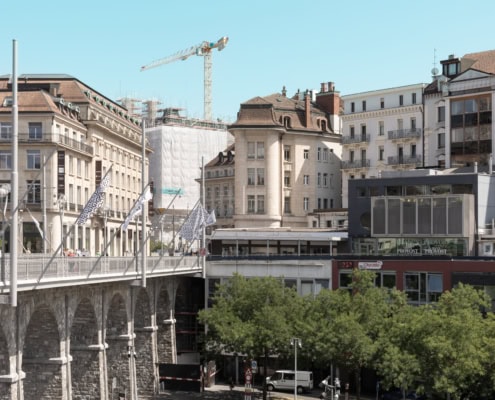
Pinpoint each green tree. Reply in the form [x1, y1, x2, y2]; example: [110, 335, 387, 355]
[304, 269, 404, 399]
[198, 273, 305, 400]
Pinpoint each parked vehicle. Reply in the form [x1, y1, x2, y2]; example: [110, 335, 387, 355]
[266, 370, 313, 394]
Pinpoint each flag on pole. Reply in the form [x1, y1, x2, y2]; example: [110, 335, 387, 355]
[122, 185, 153, 230]
[179, 203, 216, 242]
[26, 208, 44, 240]
[76, 174, 110, 225]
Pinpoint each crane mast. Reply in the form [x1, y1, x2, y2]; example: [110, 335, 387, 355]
[141, 36, 229, 121]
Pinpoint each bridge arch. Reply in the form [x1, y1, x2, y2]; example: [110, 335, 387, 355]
[22, 303, 62, 400]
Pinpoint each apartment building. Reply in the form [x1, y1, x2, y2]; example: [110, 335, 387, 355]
[203, 143, 235, 228]
[228, 82, 342, 228]
[340, 84, 425, 208]
[0, 74, 148, 255]
[424, 50, 495, 168]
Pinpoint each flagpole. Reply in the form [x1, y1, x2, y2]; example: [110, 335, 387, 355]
[140, 119, 147, 288]
[10, 39, 18, 307]
[201, 156, 206, 279]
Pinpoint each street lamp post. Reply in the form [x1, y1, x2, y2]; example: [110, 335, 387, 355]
[290, 337, 302, 400]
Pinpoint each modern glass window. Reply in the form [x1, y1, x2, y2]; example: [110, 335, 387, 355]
[0, 151, 11, 169]
[404, 272, 443, 304]
[27, 150, 41, 169]
[28, 122, 42, 140]
[339, 271, 353, 291]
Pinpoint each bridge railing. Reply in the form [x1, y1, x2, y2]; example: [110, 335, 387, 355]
[0, 254, 202, 290]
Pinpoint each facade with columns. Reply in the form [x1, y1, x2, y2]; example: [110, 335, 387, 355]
[229, 83, 342, 229]
[0, 275, 197, 400]
[0, 74, 150, 257]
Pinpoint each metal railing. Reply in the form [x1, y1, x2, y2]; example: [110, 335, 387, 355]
[0, 254, 202, 292]
[387, 128, 422, 140]
[342, 134, 370, 144]
[0, 133, 94, 155]
[341, 159, 370, 169]
[387, 155, 422, 166]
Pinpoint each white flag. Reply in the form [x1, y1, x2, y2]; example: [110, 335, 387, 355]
[179, 204, 216, 241]
[122, 186, 153, 230]
[76, 174, 110, 225]
[205, 209, 216, 226]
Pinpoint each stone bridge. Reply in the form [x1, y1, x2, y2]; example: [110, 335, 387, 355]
[0, 255, 203, 400]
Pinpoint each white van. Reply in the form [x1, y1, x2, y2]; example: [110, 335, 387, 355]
[266, 370, 313, 394]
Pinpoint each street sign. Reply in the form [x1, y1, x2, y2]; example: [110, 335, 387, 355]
[251, 360, 257, 373]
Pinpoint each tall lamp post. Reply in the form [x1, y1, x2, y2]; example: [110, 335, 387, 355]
[290, 337, 302, 400]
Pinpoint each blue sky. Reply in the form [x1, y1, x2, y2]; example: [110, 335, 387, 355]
[2, 0, 495, 123]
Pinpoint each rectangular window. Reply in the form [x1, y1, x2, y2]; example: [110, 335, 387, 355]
[247, 195, 255, 213]
[404, 272, 443, 304]
[411, 144, 417, 157]
[412, 93, 417, 104]
[411, 118, 416, 130]
[284, 145, 291, 161]
[284, 171, 291, 187]
[399, 95, 404, 106]
[303, 197, 309, 211]
[303, 175, 309, 185]
[379, 146, 384, 161]
[27, 150, 41, 169]
[350, 126, 355, 138]
[323, 148, 328, 162]
[28, 122, 42, 140]
[284, 197, 291, 214]
[303, 149, 309, 159]
[438, 132, 445, 148]
[256, 142, 265, 159]
[247, 142, 255, 159]
[247, 168, 255, 185]
[257, 195, 265, 213]
[351, 102, 355, 113]
[323, 173, 328, 187]
[379, 121, 384, 136]
[223, 185, 229, 196]
[0, 151, 11, 169]
[0, 122, 12, 140]
[257, 168, 265, 185]
[26, 180, 41, 204]
[362, 100, 366, 111]
[317, 172, 321, 186]
[349, 150, 354, 162]
[317, 147, 321, 161]
[380, 98, 385, 109]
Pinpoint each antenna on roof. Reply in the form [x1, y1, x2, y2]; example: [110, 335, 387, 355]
[431, 48, 439, 77]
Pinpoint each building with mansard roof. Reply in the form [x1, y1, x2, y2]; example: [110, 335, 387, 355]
[228, 82, 342, 228]
[0, 74, 149, 255]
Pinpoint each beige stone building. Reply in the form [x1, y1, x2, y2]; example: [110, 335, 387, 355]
[228, 83, 342, 228]
[0, 74, 149, 255]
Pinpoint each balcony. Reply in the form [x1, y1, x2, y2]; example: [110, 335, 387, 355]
[342, 134, 370, 145]
[341, 159, 370, 169]
[387, 155, 422, 166]
[387, 128, 422, 140]
[0, 133, 94, 155]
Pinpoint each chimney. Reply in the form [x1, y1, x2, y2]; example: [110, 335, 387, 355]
[305, 90, 311, 128]
[320, 82, 328, 93]
[282, 86, 287, 97]
[328, 82, 335, 92]
[49, 83, 60, 97]
[315, 82, 340, 115]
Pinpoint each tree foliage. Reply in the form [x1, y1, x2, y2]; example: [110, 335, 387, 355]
[199, 271, 495, 400]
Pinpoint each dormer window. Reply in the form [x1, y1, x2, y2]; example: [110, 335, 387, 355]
[2, 96, 13, 107]
[283, 116, 291, 128]
[320, 120, 327, 131]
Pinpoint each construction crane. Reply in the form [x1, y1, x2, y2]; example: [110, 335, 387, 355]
[141, 36, 229, 121]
